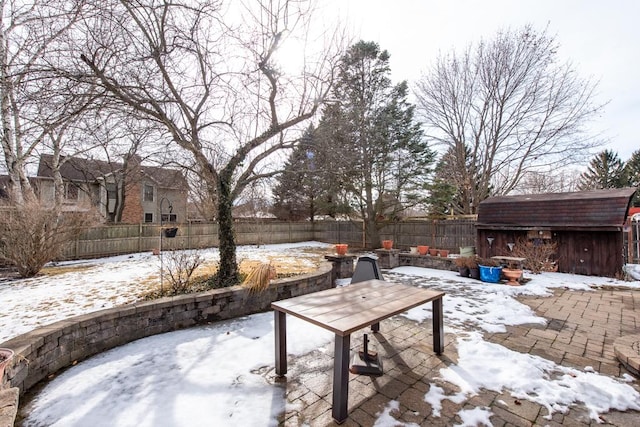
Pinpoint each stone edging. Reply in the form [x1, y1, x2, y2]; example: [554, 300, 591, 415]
[0, 262, 333, 399]
[614, 334, 640, 377]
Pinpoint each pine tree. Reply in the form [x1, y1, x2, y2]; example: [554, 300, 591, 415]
[624, 149, 640, 206]
[579, 150, 625, 190]
[271, 126, 320, 221]
[314, 41, 435, 247]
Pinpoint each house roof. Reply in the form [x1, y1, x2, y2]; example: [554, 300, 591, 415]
[37, 154, 115, 182]
[36, 154, 187, 189]
[477, 188, 637, 230]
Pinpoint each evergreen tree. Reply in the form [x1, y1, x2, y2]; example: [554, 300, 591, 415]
[428, 145, 480, 216]
[271, 126, 321, 221]
[578, 150, 626, 190]
[624, 149, 640, 206]
[315, 41, 435, 247]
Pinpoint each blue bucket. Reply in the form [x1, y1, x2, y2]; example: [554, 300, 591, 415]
[479, 265, 502, 283]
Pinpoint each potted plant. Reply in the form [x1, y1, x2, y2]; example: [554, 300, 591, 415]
[502, 267, 524, 286]
[382, 240, 393, 250]
[335, 244, 348, 255]
[439, 249, 450, 257]
[428, 248, 438, 256]
[163, 227, 178, 238]
[467, 257, 480, 280]
[454, 257, 470, 277]
[0, 348, 14, 380]
[417, 245, 429, 256]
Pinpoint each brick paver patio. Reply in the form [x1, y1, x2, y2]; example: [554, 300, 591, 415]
[272, 287, 640, 426]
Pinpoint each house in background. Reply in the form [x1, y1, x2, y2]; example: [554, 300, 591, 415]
[34, 154, 188, 224]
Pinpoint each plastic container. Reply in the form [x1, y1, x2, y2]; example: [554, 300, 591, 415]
[479, 265, 502, 283]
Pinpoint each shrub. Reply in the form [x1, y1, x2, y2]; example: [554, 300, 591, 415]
[478, 257, 500, 267]
[160, 249, 204, 295]
[511, 236, 558, 274]
[0, 199, 100, 277]
[241, 262, 277, 293]
[455, 256, 478, 269]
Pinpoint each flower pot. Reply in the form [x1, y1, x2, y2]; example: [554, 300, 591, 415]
[439, 249, 450, 258]
[163, 227, 178, 238]
[417, 245, 429, 256]
[382, 240, 393, 250]
[502, 268, 523, 286]
[0, 348, 14, 380]
[458, 266, 470, 277]
[479, 265, 502, 283]
[152, 248, 160, 256]
[428, 248, 438, 256]
[335, 244, 348, 256]
[469, 267, 480, 280]
[409, 247, 418, 254]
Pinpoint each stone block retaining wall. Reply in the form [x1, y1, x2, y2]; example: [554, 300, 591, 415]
[0, 262, 333, 397]
[375, 249, 458, 272]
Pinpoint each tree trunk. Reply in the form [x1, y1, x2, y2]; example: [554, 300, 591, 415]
[216, 175, 239, 287]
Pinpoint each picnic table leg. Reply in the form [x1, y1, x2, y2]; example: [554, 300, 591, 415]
[371, 322, 380, 332]
[275, 310, 287, 376]
[432, 297, 444, 355]
[332, 333, 351, 424]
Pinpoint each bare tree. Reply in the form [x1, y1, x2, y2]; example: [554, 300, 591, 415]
[76, 0, 342, 286]
[0, 0, 84, 204]
[414, 26, 605, 213]
[519, 168, 581, 194]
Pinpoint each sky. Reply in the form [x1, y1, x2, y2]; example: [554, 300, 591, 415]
[321, 0, 639, 162]
[4, 242, 640, 426]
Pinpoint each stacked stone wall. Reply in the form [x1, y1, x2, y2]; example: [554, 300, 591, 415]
[0, 262, 332, 396]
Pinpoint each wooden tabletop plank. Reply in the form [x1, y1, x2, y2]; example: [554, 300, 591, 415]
[277, 283, 425, 319]
[272, 283, 430, 320]
[273, 280, 407, 311]
[271, 280, 444, 336]
[304, 292, 441, 335]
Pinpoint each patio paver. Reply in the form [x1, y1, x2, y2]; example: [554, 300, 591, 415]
[272, 286, 640, 426]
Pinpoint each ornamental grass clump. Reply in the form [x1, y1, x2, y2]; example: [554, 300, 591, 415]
[241, 262, 277, 293]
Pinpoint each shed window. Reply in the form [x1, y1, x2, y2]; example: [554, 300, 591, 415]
[143, 184, 154, 202]
[144, 213, 153, 223]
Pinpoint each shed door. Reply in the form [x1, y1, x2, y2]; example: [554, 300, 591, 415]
[573, 233, 594, 276]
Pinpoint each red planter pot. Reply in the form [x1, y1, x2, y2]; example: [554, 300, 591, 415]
[335, 244, 348, 255]
[382, 240, 393, 250]
[417, 245, 429, 256]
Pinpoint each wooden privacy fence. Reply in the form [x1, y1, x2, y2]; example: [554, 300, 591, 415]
[318, 219, 477, 252]
[60, 219, 477, 260]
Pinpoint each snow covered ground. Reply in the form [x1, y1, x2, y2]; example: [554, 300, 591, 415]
[3, 242, 640, 426]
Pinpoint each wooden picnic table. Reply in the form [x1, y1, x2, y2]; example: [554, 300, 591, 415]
[271, 279, 445, 424]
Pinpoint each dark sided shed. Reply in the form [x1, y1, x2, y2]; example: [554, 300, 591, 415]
[476, 188, 637, 277]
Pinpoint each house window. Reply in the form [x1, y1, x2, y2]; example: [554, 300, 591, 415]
[143, 184, 154, 202]
[106, 183, 117, 200]
[161, 213, 177, 223]
[65, 183, 79, 201]
[144, 213, 153, 223]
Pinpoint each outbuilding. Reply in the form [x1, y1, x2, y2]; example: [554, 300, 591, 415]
[476, 188, 637, 277]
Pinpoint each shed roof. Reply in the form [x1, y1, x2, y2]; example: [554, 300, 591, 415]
[477, 188, 637, 231]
